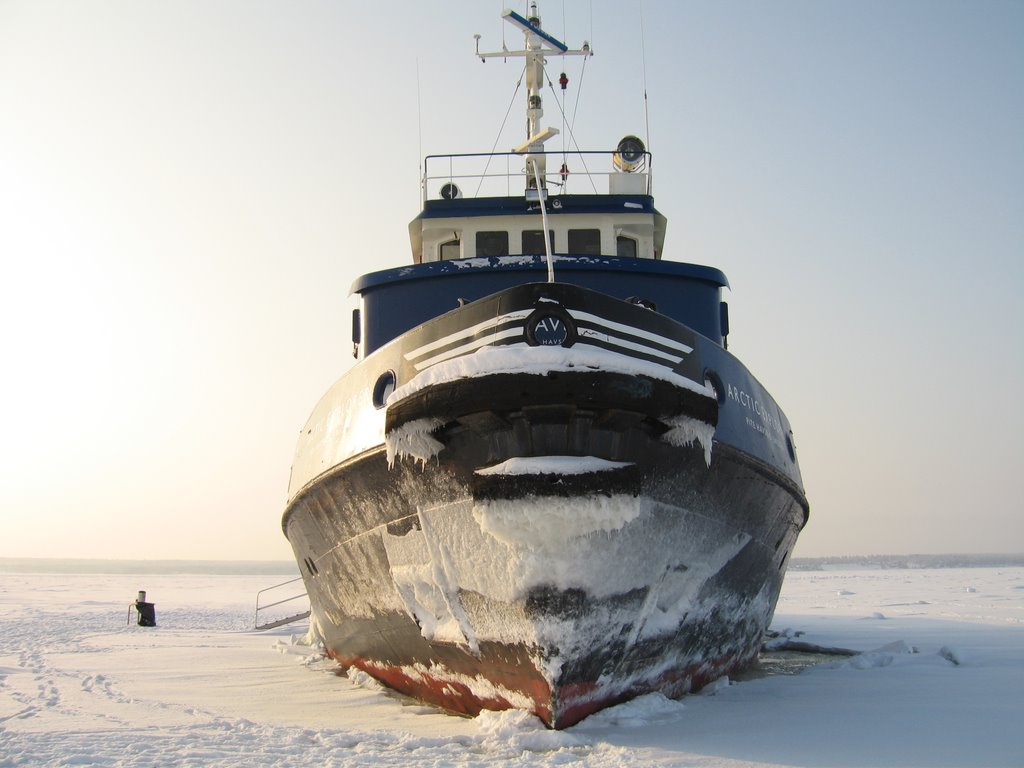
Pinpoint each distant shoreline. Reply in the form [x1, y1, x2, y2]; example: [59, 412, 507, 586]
[0, 558, 300, 576]
[1, 553, 1022, 576]
[789, 552, 1024, 570]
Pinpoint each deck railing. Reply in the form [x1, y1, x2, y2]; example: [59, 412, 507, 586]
[422, 149, 651, 203]
[254, 575, 311, 631]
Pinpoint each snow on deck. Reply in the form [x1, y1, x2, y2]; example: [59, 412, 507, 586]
[386, 345, 716, 407]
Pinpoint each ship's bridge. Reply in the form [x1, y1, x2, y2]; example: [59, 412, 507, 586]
[410, 144, 667, 264]
[348, 144, 730, 359]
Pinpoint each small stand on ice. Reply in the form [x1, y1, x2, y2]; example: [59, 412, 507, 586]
[128, 590, 156, 627]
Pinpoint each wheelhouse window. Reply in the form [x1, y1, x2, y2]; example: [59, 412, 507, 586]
[568, 228, 601, 255]
[616, 235, 638, 258]
[522, 229, 554, 254]
[476, 231, 509, 258]
[440, 239, 461, 260]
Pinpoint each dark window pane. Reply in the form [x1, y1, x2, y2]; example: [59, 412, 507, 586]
[440, 239, 461, 260]
[616, 235, 637, 258]
[476, 231, 509, 258]
[568, 229, 601, 255]
[522, 230, 554, 254]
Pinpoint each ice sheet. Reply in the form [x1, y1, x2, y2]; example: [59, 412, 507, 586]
[0, 565, 1021, 767]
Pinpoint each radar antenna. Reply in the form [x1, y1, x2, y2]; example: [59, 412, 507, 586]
[476, 3, 592, 192]
[476, 3, 592, 282]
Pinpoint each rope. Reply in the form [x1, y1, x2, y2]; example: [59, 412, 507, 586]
[416, 59, 423, 199]
[531, 159, 556, 283]
[545, 70, 598, 194]
[476, 64, 526, 198]
[561, 0, 568, 160]
[570, 52, 588, 138]
[640, 1, 651, 154]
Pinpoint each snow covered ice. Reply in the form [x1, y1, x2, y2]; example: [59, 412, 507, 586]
[1, 563, 1022, 767]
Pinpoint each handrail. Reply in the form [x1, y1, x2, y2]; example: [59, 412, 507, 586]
[422, 149, 651, 203]
[254, 575, 311, 631]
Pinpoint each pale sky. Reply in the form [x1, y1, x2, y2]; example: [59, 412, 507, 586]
[1, 1, 1021, 561]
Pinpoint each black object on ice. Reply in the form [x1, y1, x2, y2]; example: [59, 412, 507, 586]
[128, 589, 156, 627]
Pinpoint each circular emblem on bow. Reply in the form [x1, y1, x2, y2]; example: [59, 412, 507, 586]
[524, 305, 576, 347]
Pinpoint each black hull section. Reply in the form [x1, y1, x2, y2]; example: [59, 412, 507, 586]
[285, 436, 806, 727]
[284, 281, 808, 728]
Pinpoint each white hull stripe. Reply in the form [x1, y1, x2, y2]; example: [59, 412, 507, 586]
[412, 327, 527, 370]
[404, 310, 532, 362]
[576, 330, 681, 368]
[406, 306, 694, 373]
[413, 329, 682, 373]
[570, 310, 694, 355]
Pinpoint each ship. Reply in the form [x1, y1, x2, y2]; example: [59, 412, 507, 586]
[282, 4, 809, 729]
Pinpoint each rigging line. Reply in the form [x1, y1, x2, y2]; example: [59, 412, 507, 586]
[545, 74, 598, 194]
[560, 68, 567, 159]
[546, 56, 597, 193]
[639, 0, 651, 153]
[558, 56, 567, 160]
[569, 52, 588, 137]
[558, 0, 568, 158]
[476, 64, 526, 198]
[416, 58, 423, 200]
[639, 1, 653, 193]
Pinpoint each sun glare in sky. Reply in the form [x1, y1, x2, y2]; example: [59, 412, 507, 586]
[1, 1, 1021, 560]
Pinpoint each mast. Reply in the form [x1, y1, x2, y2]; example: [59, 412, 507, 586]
[477, 3, 591, 194]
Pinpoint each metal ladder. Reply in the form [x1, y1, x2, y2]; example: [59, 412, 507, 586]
[254, 575, 311, 630]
